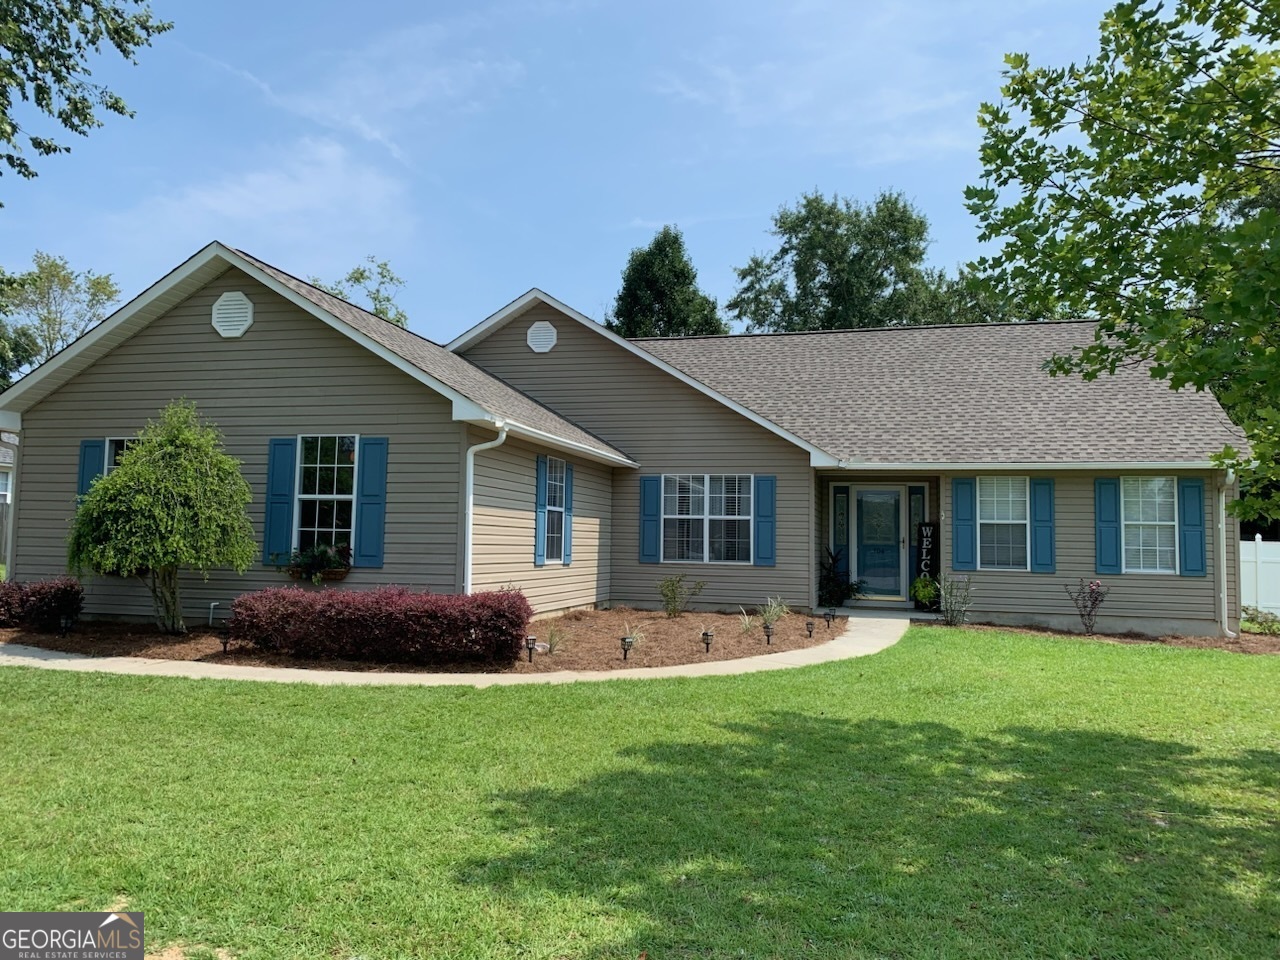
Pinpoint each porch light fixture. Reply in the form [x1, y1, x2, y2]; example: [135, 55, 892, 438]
[806, 619, 815, 638]
[763, 623, 773, 645]
[823, 610, 834, 629]
[620, 636, 635, 661]
[701, 629, 714, 653]
[525, 635, 537, 663]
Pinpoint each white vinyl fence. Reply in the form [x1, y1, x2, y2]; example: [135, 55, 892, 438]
[1242, 535, 1280, 614]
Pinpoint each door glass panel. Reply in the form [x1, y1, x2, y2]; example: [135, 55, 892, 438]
[857, 490, 901, 597]
[832, 486, 850, 579]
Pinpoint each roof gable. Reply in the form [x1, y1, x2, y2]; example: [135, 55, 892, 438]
[447, 288, 843, 467]
[0, 244, 635, 467]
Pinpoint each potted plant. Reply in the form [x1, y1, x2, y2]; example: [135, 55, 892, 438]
[909, 575, 939, 611]
[285, 542, 351, 585]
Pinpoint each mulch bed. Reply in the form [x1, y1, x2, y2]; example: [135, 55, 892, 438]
[0, 608, 841, 674]
[912, 618, 1280, 654]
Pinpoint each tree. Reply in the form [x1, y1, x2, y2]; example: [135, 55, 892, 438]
[966, 0, 1280, 520]
[1, 1, 173, 199]
[68, 399, 256, 634]
[310, 256, 409, 327]
[4, 251, 120, 362]
[605, 226, 727, 338]
[728, 190, 975, 332]
[0, 268, 39, 388]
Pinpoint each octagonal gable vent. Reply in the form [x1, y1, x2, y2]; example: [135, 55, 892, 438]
[526, 320, 557, 353]
[212, 291, 254, 338]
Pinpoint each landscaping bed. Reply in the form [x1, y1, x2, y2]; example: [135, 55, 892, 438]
[911, 619, 1280, 654]
[0, 608, 840, 673]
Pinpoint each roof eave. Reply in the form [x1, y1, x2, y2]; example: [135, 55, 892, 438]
[827, 460, 1223, 471]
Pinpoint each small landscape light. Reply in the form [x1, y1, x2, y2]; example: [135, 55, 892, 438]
[221, 636, 229, 654]
[823, 610, 834, 629]
[525, 635, 537, 663]
[763, 623, 774, 645]
[58, 613, 74, 637]
[620, 635, 635, 661]
[701, 629, 714, 653]
[806, 619, 815, 638]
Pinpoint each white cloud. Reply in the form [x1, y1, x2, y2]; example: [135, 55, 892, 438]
[102, 138, 413, 277]
[194, 15, 525, 164]
[654, 0, 1057, 164]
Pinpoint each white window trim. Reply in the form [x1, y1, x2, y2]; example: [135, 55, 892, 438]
[1120, 475, 1179, 575]
[0, 469, 11, 503]
[104, 437, 133, 475]
[660, 473, 754, 565]
[976, 475, 1031, 572]
[544, 456, 566, 565]
[293, 433, 360, 552]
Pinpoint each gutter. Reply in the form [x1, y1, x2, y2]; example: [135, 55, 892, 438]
[463, 424, 508, 595]
[1219, 469, 1239, 639]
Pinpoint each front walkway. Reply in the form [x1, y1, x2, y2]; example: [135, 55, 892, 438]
[0, 610, 912, 688]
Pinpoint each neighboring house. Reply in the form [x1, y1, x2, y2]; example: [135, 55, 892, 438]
[0, 242, 1248, 635]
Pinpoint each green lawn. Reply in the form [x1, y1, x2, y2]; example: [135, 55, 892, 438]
[1, 628, 1277, 959]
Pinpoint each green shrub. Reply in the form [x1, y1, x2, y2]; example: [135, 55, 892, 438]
[68, 400, 255, 634]
[1243, 606, 1280, 635]
[657, 574, 706, 618]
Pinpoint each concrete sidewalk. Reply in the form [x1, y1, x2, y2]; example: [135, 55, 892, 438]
[0, 610, 911, 688]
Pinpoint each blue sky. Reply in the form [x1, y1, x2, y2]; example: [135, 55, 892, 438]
[1, 0, 1110, 342]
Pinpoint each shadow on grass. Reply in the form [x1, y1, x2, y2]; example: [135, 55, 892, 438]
[461, 714, 1279, 958]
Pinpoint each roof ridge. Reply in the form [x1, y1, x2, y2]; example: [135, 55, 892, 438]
[630, 318, 1098, 343]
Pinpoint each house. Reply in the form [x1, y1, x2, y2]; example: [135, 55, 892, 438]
[0, 242, 1248, 636]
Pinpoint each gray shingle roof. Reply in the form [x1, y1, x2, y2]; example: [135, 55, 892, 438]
[234, 249, 631, 463]
[636, 322, 1246, 465]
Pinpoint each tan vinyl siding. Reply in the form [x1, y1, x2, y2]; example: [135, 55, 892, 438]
[14, 267, 464, 622]
[939, 470, 1224, 633]
[470, 431, 610, 612]
[463, 305, 814, 610]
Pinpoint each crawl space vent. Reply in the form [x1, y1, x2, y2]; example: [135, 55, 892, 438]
[526, 320, 557, 353]
[211, 291, 254, 338]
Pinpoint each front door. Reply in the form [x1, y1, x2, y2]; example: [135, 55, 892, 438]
[857, 488, 904, 598]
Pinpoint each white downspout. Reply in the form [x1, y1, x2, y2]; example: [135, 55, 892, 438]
[1219, 469, 1238, 638]
[463, 423, 508, 595]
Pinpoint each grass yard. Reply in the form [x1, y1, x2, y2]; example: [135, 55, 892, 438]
[1, 628, 1277, 959]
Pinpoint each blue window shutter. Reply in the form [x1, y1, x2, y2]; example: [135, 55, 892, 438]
[534, 455, 547, 567]
[353, 437, 388, 568]
[563, 463, 574, 567]
[1095, 477, 1122, 575]
[263, 438, 297, 566]
[754, 475, 777, 567]
[952, 478, 976, 571]
[1029, 478, 1056, 573]
[77, 439, 105, 497]
[639, 475, 661, 563]
[1178, 477, 1206, 576]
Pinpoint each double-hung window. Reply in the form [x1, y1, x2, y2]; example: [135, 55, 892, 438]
[977, 476, 1029, 570]
[1121, 476, 1176, 573]
[545, 456, 566, 563]
[296, 435, 357, 552]
[662, 473, 752, 563]
[105, 438, 133, 475]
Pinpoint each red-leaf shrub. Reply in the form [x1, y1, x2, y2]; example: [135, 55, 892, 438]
[228, 586, 533, 665]
[0, 577, 85, 630]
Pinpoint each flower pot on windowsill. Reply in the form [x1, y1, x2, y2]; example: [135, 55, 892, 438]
[287, 566, 350, 584]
